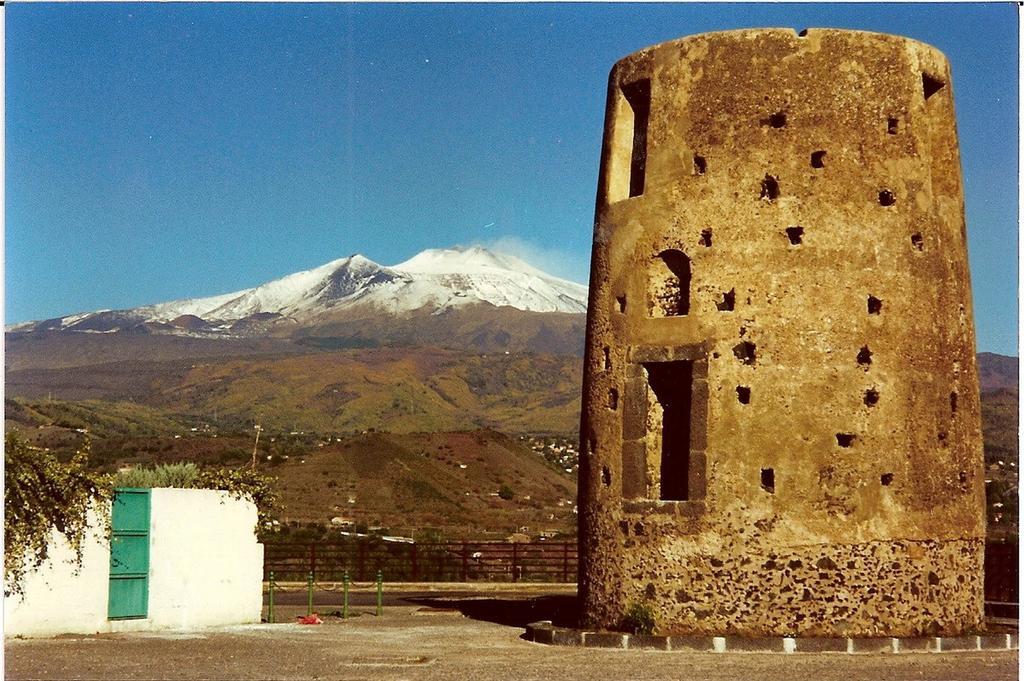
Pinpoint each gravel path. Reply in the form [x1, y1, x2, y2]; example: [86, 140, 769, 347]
[5, 605, 1017, 681]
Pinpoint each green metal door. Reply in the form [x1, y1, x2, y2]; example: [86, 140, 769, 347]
[108, 488, 151, 619]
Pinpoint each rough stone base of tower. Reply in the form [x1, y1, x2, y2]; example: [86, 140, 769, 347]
[580, 526, 984, 637]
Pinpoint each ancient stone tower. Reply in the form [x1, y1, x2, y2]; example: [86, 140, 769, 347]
[578, 29, 984, 637]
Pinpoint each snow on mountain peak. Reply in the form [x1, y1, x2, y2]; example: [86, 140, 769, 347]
[394, 246, 547, 277]
[10, 246, 589, 334]
[387, 246, 587, 314]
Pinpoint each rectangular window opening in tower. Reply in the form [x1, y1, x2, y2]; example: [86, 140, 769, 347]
[623, 80, 650, 198]
[605, 78, 652, 203]
[645, 360, 694, 501]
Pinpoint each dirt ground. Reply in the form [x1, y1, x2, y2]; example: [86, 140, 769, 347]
[4, 603, 1018, 681]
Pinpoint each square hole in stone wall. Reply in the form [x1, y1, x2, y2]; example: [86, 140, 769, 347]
[716, 289, 736, 312]
[760, 175, 780, 201]
[733, 341, 757, 365]
[693, 154, 707, 175]
[922, 72, 945, 100]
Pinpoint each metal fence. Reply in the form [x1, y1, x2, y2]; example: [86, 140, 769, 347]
[264, 539, 1018, 610]
[984, 541, 1018, 618]
[263, 540, 578, 583]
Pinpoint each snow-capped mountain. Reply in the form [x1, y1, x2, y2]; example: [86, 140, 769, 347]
[9, 247, 589, 337]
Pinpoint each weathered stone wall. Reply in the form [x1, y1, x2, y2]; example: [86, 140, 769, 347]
[578, 28, 985, 637]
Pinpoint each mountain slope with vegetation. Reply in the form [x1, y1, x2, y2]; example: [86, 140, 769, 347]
[5, 352, 1016, 539]
[269, 430, 576, 538]
[8, 348, 583, 434]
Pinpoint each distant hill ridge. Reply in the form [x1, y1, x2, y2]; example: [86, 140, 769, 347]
[978, 352, 1019, 394]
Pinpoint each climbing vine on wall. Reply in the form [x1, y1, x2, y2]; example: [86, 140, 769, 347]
[4, 432, 112, 597]
[193, 466, 279, 528]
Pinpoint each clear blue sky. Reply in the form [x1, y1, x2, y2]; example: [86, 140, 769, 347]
[5, 2, 1019, 354]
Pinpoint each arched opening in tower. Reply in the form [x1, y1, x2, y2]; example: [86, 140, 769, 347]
[648, 249, 691, 317]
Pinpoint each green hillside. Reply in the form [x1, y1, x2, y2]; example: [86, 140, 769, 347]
[157, 348, 582, 433]
[269, 430, 576, 539]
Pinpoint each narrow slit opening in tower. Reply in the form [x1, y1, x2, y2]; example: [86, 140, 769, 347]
[737, 386, 751, 404]
[811, 151, 826, 168]
[645, 360, 693, 501]
[617, 294, 627, 313]
[888, 117, 899, 134]
[761, 174, 780, 201]
[857, 346, 872, 367]
[911, 233, 924, 251]
[761, 468, 775, 493]
[649, 249, 691, 316]
[693, 154, 707, 175]
[922, 72, 945, 100]
[786, 226, 804, 245]
[716, 288, 736, 311]
[608, 388, 619, 411]
[603, 347, 612, 371]
[950, 391, 958, 414]
[699, 228, 713, 247]
[622, 79, 651, 198]
[868, 295, 883, 314]
[602, 466, 611, 486]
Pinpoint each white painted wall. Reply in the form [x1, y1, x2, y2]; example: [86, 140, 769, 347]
[146, 488, 264, 629]
[3, 507, 111, 638]
[4, 489, 264, 638]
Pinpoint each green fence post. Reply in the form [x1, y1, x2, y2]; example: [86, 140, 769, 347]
[268, 571, 275, 624]
[343, 570, 350, 620]
[307, 571, 314, 616]
[376, 570, 383, 617]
